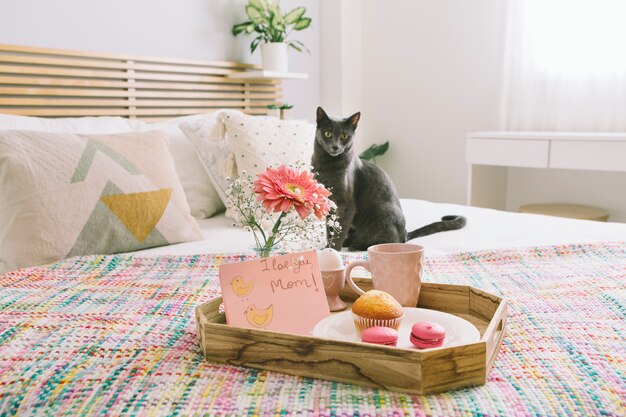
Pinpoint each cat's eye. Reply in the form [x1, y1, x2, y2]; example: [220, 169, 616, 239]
[324, 131, 332, 138]
[340, 134, 349, 141]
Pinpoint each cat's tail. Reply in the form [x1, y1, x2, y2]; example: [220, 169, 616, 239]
[406, 215, 467, 240]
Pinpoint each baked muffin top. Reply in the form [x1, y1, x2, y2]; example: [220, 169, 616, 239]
[352, 290, 403, 319]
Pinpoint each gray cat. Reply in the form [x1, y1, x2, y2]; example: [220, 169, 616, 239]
[311, 107, 466, 250]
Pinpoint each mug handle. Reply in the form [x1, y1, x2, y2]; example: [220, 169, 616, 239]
[345, 260, 370, 296]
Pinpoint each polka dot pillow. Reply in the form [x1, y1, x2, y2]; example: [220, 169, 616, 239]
[181, 110, 315, 204]
[221, 110, 314, 173]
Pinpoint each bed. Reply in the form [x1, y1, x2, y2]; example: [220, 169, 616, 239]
[1, 44, 625, 416]
[139, 198, 626, 257]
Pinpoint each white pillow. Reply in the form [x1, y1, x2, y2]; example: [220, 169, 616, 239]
[181, 110, 315, 204]
[132, 114, 225, 219]
[0, 113, 135, 133]
[179, 113, 233, 204]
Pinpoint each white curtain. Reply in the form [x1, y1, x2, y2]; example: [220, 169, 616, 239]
[501, 0, 626, 131]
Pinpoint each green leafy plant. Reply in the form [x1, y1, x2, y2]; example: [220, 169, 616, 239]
[232, 0, 311, 54]
[267, 103, 293, 110]
[359, 141, 389, 165]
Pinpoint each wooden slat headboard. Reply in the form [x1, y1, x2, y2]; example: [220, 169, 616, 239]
[0, 44, 281, 121]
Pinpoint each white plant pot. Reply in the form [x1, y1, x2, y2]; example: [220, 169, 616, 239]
[280, 108, 292, 120]
[260, 42, 288, 72]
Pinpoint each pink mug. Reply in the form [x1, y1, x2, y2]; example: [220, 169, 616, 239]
[346, 243, 424, 307]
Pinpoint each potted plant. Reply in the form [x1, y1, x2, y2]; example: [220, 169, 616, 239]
[232, 0, 311, 72]
[266, 103, 294, 119]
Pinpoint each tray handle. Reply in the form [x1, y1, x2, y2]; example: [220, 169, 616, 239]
[483, 300, 508, 372]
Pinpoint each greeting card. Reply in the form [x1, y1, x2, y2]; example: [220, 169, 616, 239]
[219, 250, 331, 335]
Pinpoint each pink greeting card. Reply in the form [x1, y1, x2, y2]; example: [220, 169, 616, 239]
[219, 250, 331, 335]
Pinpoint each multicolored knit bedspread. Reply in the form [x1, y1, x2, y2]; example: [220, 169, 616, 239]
[1, 242, 625, 416]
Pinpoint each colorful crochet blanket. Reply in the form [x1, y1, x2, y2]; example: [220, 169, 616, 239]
[1, 242, 624, 416]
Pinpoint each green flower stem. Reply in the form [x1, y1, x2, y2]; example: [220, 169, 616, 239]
[264, 212, 287, 250]
[271, 223, 300, 245]
[250, 218, 267, 245]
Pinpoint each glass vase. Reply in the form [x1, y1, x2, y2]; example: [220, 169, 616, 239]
[251, 245, 280, 258]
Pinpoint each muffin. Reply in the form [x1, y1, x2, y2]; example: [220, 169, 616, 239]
[351, 290, 404, 336]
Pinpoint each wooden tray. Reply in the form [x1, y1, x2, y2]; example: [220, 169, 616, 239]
[196, 278, 507, 394]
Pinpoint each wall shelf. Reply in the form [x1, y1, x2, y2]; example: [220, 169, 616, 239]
[227, 70, 308, 80]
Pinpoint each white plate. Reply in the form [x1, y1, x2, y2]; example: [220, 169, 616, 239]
[312, 307, 480, 350]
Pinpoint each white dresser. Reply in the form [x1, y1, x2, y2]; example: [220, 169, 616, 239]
[465, 132, 626, 209]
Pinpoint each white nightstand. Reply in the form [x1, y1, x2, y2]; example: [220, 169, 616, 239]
[466, 131, 626, 210]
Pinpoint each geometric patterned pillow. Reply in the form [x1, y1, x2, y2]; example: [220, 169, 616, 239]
[0, 130, 202, 271]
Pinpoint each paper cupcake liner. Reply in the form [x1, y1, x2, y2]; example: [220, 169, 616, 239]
[352, 313, 404, 337]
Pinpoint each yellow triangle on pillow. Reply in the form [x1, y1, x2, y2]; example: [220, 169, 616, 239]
[100, 188, 172, 242]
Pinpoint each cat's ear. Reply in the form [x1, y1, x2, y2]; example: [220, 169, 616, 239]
[347, 112, 361, 129]
[316, 107, 329, 123]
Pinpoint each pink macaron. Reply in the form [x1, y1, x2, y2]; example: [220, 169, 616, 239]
[409, 322, 446, 349]
[361, 326, 398, 347]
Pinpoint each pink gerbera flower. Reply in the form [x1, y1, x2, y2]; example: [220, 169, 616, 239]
[254, 165, 332, 220]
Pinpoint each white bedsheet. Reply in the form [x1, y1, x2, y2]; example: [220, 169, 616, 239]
[138, 199, 626, 258]
[3, 199, 624, 274]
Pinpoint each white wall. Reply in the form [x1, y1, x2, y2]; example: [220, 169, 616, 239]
[0, 0, 319, 120]
[319, 0, 362, 117]
[322, 0, 505, 204]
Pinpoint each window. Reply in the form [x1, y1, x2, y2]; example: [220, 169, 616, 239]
[501, 0, 626, 130]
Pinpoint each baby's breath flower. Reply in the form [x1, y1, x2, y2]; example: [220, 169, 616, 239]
[226, 165, 342, 252]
